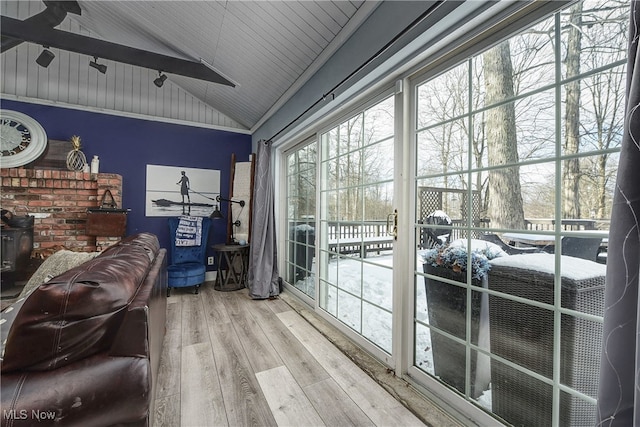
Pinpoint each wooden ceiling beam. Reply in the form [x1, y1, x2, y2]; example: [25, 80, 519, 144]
[0, 15, 235, 87]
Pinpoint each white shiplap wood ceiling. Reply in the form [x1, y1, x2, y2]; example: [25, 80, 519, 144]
[0, 1, 375, 131]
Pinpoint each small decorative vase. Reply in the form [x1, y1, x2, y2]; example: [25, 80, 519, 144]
[90, 155, 100, 174]
[66, 135, 87, 171]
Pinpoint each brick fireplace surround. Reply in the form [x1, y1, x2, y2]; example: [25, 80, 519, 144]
[1, 168, 124, 256]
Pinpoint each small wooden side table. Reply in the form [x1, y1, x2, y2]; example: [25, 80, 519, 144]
[212, 244, 249, 291]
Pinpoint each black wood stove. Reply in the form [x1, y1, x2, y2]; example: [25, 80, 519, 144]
[1, 215, 34, 288]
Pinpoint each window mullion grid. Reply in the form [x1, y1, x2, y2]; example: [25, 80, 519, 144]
[319, 133, 331, 309]
[464, 56, 475, 400]
[552, 11, 563, 427]
[359, 112, 365, 335]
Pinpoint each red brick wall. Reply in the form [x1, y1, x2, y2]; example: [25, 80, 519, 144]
[1, 168, 124, 252]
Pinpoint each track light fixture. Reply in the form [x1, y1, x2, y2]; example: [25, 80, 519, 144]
[154, 72, 167, 88]
[89, 56, 107, 74]
[36, 47, 55, 68]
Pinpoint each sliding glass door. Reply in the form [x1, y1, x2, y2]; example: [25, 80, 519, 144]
[411, 1, 626, 425]
[282, 2, 626, 424]
[318, 94, 396, 356]
[284, 141, 317, 300]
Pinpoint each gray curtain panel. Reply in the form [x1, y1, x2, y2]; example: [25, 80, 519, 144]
[597, 2, 640, 425]
[247, 139, 280, 299]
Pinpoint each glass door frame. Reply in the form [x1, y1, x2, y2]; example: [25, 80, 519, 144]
[278, 86, 406, 368]
[275, 76, 500, 425]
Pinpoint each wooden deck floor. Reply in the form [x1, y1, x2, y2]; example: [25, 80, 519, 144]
[152, 283, 460, 427]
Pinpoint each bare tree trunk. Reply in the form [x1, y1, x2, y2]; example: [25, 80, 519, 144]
[473, 113, 487, 218]
[596, 154, 608, 219]
[563, 2, 583, 219]
[484, 41, 525, 229]
[442, 125, 451, 211]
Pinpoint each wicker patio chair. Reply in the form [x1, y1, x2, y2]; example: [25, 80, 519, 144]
[487, 253, 605, 426]
[480, 233, 542, 255]
[539, 236, 603, 262]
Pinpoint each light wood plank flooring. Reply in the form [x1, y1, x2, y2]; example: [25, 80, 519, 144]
[153, 283, 462, 427]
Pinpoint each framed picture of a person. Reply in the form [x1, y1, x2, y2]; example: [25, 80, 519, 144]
[145, 164, 220, 217]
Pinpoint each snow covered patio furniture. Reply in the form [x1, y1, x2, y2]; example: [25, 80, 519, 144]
[417, 186, 485, 246]
[421, 210, 452, 248]
[289, 223, 315, 282]
[487, 253, 605, 427]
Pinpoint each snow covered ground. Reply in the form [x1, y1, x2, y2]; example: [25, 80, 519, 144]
[292, 252, 493, 410]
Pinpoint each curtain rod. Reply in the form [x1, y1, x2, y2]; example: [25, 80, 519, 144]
[266, 1, 444, 143]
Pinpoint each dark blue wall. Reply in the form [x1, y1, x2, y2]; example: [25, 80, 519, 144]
[1, 99, 251, 268]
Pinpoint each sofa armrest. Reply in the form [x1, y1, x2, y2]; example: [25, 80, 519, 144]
[110, 249, 167, 359]
[1, 355, 150, 427]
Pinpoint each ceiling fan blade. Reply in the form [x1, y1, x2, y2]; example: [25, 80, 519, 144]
[1, 0, 80, 51]
[0, 15, 235, 87]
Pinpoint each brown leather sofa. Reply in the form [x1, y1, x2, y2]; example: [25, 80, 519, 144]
[1, 233, 167, 427]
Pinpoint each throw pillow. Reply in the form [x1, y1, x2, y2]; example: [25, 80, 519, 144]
[20, 250, 100, 299]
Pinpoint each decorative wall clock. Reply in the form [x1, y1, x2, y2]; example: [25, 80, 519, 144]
[0, 110, 48, 168]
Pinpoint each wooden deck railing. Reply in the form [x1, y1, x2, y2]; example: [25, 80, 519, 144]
[288, 220, 394, 257]
[325, 221, 393, 257]
[288, 218, 609, 257]
[525, 218, 597, 231]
